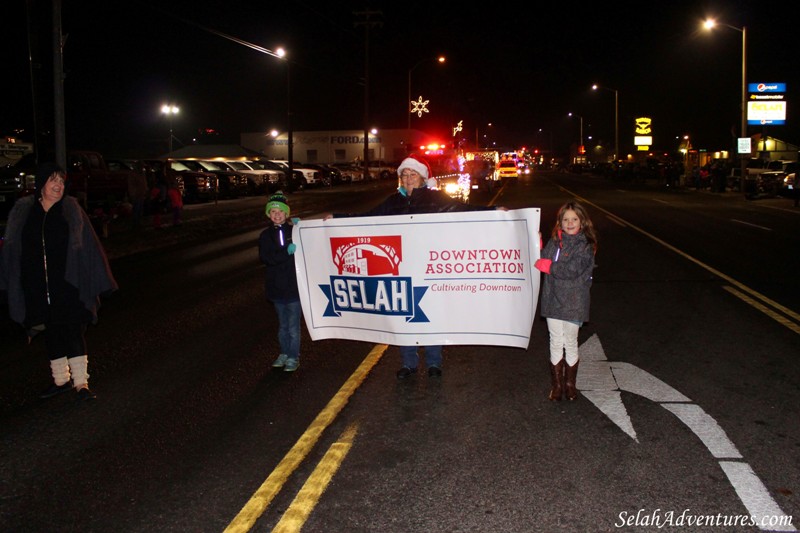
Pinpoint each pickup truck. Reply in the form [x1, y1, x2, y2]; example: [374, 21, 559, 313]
[66, 150, 136, 208]
[748, 160, 797, 198]
[367, 160, 397, 180]
[1, 151, 137, 224]
[0, 153, 37, 220]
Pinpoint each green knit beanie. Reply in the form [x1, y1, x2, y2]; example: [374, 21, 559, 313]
[265, 191, 290, 216]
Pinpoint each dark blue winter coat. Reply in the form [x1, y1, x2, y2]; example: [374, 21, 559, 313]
[258, 223, 299, 303]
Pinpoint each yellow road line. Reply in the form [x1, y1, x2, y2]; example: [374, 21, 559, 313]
[272, 423, 359, 533]
[224, 345, 388, 533]
[722, 286, 800, 334]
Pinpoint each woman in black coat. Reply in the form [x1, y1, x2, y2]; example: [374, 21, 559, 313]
[0, 163, 118, 401]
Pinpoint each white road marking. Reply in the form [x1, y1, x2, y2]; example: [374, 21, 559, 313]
[578, 334, 795, 531]
[720, 461, 797, 532]
[731, 218, 773, 231]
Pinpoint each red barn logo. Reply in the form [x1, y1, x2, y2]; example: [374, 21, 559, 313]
[330, 236, 402, 276]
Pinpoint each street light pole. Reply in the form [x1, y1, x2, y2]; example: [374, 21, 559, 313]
[703, 19, 747, 192]
[591, 84, 619, 162]
[614, 88, 619, 162]
[568, 112, 583, 158]
[740, 26, 747, 192]
[407, 56, 445, 130]
[276, 48, 293, 183]
[161, 104, 179, 154]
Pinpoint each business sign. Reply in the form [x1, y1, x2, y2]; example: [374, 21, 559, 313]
[748, 83, 786, 93]
[747, 101, 786, 125]
[293, 209, 541, 349]
[738, 137, 752, 155]
[634, 117, 652, 148]
[747, 82, 787, 125]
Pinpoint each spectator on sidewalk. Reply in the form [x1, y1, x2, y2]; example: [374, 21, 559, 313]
[0, 163, 118, 401]
[127, 167, 148, 229]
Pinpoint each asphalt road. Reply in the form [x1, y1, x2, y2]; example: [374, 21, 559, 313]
[1, 174, 797, 533]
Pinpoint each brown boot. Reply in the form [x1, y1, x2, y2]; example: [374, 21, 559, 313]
[565, 361, 580, 400]
[549, 360, 565, 401]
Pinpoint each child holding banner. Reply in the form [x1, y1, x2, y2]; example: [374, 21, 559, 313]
[534, 201, 597, 401]
[259, 191, 301, 372]
[323, 153, 504, 380]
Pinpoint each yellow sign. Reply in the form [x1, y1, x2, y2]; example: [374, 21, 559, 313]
[635, 117, 652, 135]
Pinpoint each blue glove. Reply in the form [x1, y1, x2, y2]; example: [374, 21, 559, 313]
[287, 243, 297, 255]
[291, 217, 300, 225]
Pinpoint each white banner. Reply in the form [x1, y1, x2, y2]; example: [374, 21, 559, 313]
[293, 208, 541, 349]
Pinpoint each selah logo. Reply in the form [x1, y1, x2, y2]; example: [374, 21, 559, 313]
[319, 235, 429, 322]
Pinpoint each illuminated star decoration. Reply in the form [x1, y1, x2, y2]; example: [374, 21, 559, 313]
[411, 96, 430, 118]
[452, 120, 463, 137]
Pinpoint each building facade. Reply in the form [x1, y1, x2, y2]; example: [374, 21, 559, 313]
[240, 129, 434, 165]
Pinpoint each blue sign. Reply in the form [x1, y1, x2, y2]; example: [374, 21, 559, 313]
[748, 119, 786, 126]
[748, 83, 786, 93]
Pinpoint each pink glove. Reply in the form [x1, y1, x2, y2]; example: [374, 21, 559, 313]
[534, 258, 552, 274]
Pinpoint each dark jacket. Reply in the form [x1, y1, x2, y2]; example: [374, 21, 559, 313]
[0, 195, 118, 328]
[258, 223, 299, 303]
[539, 230, 594, 323]
[338, 186, 495, 217]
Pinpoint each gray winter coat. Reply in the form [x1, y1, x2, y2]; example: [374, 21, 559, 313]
[539, 230, 594, 323]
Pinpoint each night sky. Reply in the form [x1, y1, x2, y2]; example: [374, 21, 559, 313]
[3, 0, 798, 159]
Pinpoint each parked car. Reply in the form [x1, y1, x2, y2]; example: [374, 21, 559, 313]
[300, 163, 342, 187]
[215, 160, 279, 195]
[746, 160, 796, 198]
[180, 160, 246, 198]
[0, 153, 37, 220]
[321, 164, 344, 185]
[268, 160, 320, 189]
[66, 150, 137, 208]
[782, 162, 797, 191]
[367, 160, 397, 180]
[332, 163, 364, 183]
[106, 158, 148, 176]
[144, 159, 216, 203]
[246, 159, 298, 191]
[290, 162, 323, 187]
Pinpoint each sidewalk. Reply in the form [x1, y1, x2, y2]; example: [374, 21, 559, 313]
[635, 175, 799, 208]
[99, 196, 269, 260]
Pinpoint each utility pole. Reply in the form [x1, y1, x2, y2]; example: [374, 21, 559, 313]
[354, 9, 382, 181]
[52, 0, 66, 169]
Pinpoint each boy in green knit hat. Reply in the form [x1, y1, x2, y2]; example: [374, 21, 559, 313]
[258, 191, 301, 371]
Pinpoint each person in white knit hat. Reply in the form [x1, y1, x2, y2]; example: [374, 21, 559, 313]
[323, 153, 505, 380]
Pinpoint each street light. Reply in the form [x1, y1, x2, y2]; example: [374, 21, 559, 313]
[407, 55, 445, 130]
[276, 47, 293, 182]
[591, 84, 619, 162]
[703, 18, 747, 192]
[568, 112, 583, 157]
[160, 104, 179, 154]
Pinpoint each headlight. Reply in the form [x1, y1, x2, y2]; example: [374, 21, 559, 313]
[444, 183, 459, 195]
